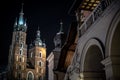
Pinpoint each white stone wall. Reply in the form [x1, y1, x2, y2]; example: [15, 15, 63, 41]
[47, 52, 54, 80]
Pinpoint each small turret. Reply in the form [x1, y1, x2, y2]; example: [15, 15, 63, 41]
[53, 20, 65, 48]
[13, 3, 27, 32]
[57, 20, 64, 34]
[34, 27, 46, 47]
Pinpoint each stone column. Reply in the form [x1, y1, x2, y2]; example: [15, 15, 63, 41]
[102, 56, 120, 80]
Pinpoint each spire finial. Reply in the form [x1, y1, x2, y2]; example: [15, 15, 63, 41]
[60, 19, 63, 32]
[36, 26, 40, 38]
[18, 3, 24, 25]
[24, 19, 27, 26]
[21, 3, 24, 14]
[14, 17, 17, 26]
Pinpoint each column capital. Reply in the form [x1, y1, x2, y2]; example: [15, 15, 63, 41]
[101, 57, 112, 66]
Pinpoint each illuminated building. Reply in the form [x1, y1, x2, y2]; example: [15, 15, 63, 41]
[8, 4, 46, 80]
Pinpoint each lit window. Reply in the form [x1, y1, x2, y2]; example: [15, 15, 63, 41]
[19, 49, 23, 55]
[23, 57, 24, 62]
[31, 52, 33, 58]
[39, 62, 42, 66]
[22, 65, 24, 70]
[16, 56, 18, 61]
[39, 68, 43, 73]
[27, 72, 34, 80]
[36, 68, 38, 73]
[16, 35, 19, 41]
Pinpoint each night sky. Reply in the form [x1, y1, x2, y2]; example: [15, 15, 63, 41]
[1, 0, 75, 66]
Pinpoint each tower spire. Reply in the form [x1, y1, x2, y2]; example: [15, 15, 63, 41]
[35, 26, 43, 46]
[18, 3, 24, 25]
[36, 26, 40, 39]
[14, 17, 17, 26]
[59, 20, 63, 32]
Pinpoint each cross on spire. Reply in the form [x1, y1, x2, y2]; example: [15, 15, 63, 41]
[20, 3, 24, 14]
[59, 19, 63, 32]
[18, 3, 24, 25]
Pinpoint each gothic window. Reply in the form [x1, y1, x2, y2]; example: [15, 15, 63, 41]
[39, 61, 42, 66]
[16, 56, 18, 61]
[31, 52, 33, 58]
[18, 72, 21, 80]
[36, 68, 38, 73]
[39, 68, 43, 73]
[19, 57, 22, 62]
[40, 53, 42, 57]
[23, 57, 24, 62]
[22, 65, 24, 70]
[27, 72, 34, 80]
[21, 36, 23, 41]
[19, 49, 23, 55]
[20, 43, 23, 48]
[16, 35, 19, 42]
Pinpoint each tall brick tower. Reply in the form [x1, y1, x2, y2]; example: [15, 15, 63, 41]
[8, 4, 46, 80]
[8, 4, 27, 80]
[27, 28, 46, 80]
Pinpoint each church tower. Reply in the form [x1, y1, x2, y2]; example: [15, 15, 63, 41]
[8, 4, 27, 80]
[47, 21, 66, 80]
[53, 21, 66, 68]
[27, 28, 46, 80]
[53, 21, 65, 50]
[8, 4, 46, 80]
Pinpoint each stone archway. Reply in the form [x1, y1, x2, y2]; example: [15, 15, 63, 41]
[110, 21, 120, 78]
[110, 21, 120, 79]
[102, 21, 120, 80]
[27, 71, 34, 80]
[80, 39, 105, 80]
[102, 10, 120, 80]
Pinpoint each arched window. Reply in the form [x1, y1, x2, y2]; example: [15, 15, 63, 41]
[19, 57, 22, 62]
[31, 52, 33, 58]
[27, 71, 34, 80]
[20, 42, 23, 48]
[39, 61, 42, 66]
[19, 65, 21, 70]
[39, 52, 42, 58]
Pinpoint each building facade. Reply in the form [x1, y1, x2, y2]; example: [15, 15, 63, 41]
[55, 0, 120, 80]
[8, 5, 46, 80]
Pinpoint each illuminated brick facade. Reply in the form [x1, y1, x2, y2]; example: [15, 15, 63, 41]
[8, 5, 46, 80]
